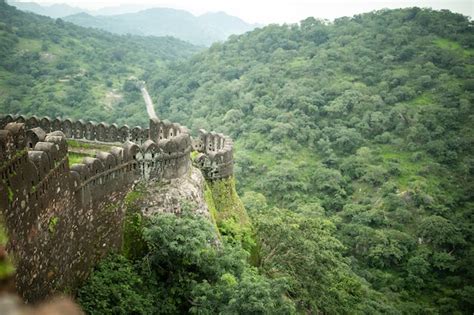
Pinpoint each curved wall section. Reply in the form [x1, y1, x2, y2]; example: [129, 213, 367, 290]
[0, 115, 149, 144]
[0, 113, 235, 301]
[0, 123, 138, 302]
[192, 129, 234, 180]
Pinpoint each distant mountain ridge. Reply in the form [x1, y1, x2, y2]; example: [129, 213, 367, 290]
[7, 0, 84, 18]
[65, 8, 260, 46]
[7, 1, 261, 46]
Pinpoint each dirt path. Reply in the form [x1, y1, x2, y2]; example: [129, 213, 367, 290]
[140, 85, 157, 119]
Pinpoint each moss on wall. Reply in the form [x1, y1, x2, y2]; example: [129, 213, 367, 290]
[122, 186, 148, 261]
[0, 216, 15, 280]
[205, 177, 256, 254]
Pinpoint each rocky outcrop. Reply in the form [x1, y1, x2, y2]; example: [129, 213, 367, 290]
[139, 166, 209, 218]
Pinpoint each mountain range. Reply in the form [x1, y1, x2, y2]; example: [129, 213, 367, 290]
[7, 1, 261, 45]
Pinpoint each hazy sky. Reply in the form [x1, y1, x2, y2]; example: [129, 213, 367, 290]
[22, 0, 473, 23]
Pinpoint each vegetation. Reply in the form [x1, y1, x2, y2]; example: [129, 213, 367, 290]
[0, 1, 200, 126]
[146, 7, 473, 313]
[2, 1, 474, 313]
[64, 9, 258, 46]
[206, 177, 255, 252]
[78, 207, 294, 314]
[0, 216, 15, 279]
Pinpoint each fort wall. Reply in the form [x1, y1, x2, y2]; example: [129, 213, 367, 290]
[192, 129, 234, 180]
[0, 114, 234, 301]
[0, 122, 139, 302]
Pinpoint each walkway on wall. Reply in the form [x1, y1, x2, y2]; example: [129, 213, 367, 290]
[140, 84, 158, 119]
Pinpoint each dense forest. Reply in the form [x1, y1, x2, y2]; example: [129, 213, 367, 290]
[0, 1, 199, 126]
[145, 8, 473, 313]
[1, 1, 473, 313]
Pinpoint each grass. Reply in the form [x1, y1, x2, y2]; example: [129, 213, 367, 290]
[434, 38, 473, 57]
[407, 93, 434, 107]
[377, 145, 440, 191]
[68, 140, 114, 151]
[68, 152, 89, 166]
[16, 38, 42, 52]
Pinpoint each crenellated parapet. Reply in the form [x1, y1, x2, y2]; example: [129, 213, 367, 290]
[0, 122, 139, 302]
[1, 114, 235, 182]
[146, 118, 193, 180]
[192, 129, 234, 180]
[0, 111, 235, 301]
[0, 114, 150, 144]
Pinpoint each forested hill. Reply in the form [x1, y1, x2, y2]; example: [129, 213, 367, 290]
[63, 9, 259, 46]
[0, 1, 200, 126]
[145, 8, 474, 312]
[1, 2, 474, 312]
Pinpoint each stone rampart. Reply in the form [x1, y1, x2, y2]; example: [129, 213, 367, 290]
[0, 114, 149, 145]
[0, 122, 139, 302]
[0, 113, 234, 301]
[192, 129, 234, 180]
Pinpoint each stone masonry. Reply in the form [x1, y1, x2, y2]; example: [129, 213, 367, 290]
[0, 114, 234, 302]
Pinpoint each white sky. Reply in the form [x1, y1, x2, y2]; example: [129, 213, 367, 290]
[18, 0, 474, 23]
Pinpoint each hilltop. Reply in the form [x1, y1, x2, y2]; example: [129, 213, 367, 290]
[147, 7, 474, 313]
[0, 1, 200, 126]
[0, 2, 473, 313]
[63, 8, 260, 46]
[7, 0, 260, 46]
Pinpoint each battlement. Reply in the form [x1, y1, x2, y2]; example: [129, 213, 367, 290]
[1, 115, 235, 181]
[0, 114, 149, 144]
[0, 112, 235, 301]
[192, 129, 234, 180]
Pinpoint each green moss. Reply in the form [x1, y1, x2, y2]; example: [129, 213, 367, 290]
[7, 186, 13, 203]
[122, 187, 147, 260]
[204, 183, 222, 238]
[206, 177, 256, 254]
[0, 217, 15, 279]
[124, 187, 144, 206]
[48, 216, 59, 233]
[104, 203, 119, 214]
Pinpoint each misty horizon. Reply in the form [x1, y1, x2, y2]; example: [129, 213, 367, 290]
[8, 0, 473, 24]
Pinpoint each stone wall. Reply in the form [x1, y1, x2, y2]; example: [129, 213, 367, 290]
[0, 113, 235, 302]
[145, 118, 193, 180]
[1, 116, 199, 182]
[0, 114, 149, 145]
[0, 123, 139, 302]
[192, 129, 234, 180]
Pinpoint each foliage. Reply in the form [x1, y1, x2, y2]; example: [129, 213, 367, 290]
[79, 209, 294, 314]
[147, 8, 473, 313]
[205, 177, 255, 253]
[0, 2, 199, 126]
[77, 254, 154, 315]
[4, 2, 474, 312]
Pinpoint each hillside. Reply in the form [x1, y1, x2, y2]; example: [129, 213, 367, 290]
[63, 8, 260, 46]
[1, 2, 473, 313]
[7, 0, 84, 18]
[145, 8, 474, 313]
[0, 1, 200, 126]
